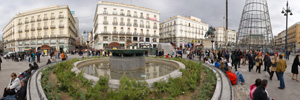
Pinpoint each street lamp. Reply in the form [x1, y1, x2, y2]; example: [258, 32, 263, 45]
[282, 1, 292, 54]
[211, 35, 215, 50]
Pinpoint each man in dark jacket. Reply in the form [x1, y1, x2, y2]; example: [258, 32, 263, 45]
[263, 52, 272, 73]
[248, 51, 254, 72]
[253, 79, 271, 100]
[15, 79, 27, 100]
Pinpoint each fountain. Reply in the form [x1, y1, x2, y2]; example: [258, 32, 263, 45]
[71, 49, 185, 88]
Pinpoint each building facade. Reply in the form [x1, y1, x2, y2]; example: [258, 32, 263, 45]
[159, 16, 208, 48]
[2, 5, 78, 52]
[93, 1, 160, 49]
[214, 27, 237, 49]
[274, 22, 300, 52]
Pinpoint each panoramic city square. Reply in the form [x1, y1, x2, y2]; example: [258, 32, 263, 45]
[0, 0, 300, 100]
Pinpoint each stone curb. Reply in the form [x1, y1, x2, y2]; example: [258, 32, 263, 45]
[202, 63, 234, 100]
[71, 57, 186, 89]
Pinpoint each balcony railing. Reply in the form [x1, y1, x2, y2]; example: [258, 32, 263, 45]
[133, 24, 138, 27]
[43, 17, 48, 20]
[31, 19, 35, 22]
[43, 26, 49, 29]
[31, 28, 35, 31]
[25, 20, 29, 24]
[120, 22, 125, 26]
[18, 22, 22, 25]
[119, 31, 125, 35]
[37, 18, 41, 21]
[133, 15, 138, 18]
[25, 28, 29, 32]
[140, 16, 144, 19]
[103, 21, 108, 25]
[113, 12, 117, 15]
[103, 12, 108, 14]
[59, 24, 64, 28]
[113, 22, 118, 26]
[146, 25, 150, 28]
[140, 24, 144, 28]
[37, 27, 42, 30]
[50, 25, 56, 29]
[127, 14, 131, 17]
[18, 30, 22, 33]
[44, 35, 49, 38]
[101, 31, 110, 35]
[51, 16, 55, 19]
[127, 23, 132, 26]
[112, 31, 118, 34]
[120, 13, 125, 16]
[153, 26, 158, 29]
[59, 15, 64, 19]
[50, 34, 56, 37]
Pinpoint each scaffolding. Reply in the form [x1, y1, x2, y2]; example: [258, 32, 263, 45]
[237, 0, 273, 50]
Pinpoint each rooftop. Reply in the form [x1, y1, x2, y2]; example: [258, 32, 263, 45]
[98, 1, 160, 14]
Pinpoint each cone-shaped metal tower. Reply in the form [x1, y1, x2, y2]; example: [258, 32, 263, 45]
[237, 0, 273, 50]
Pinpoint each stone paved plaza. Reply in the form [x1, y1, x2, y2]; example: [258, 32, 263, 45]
[0, 55, 81, 97]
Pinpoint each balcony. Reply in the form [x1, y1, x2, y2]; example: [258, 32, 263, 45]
[103, 21, 108, 25]
[113, 12, 117, 15]
[140, 24, 144, 28]
[133, 23, 138, 27]
[37, 27, 42, 30]
[133, 15, 138, 18]
[18, 22, 22, 25]
[140, 16, 144, 19]
[59, 24, 64, 28]
[103, 12, 108, 14]
[119, 31, 125, 35]
[50, 34, 56, 37]
[127, 23, 132, 26]
[146, 25, 150, 28]
[25, 28, 29, 32]
[37, 35, 42, 38]
[120, 13, 125, 16]
[18, 30, 22, 33]
[43, 17, 48, 20]
[51, 16, 55, 19]
[101, 31, 110, 35]
[37, 18, 41, 21]
[112, 31, 118, 35]
[127, 14, 131, 17]
[59, 15, 64, 19]
[44, 35, 49, 38]
[112, 22, 118, 26]
[50, 25, 56, 29]
[31, 28, 35, 31]
[120, 22, 125, 26]
[25, 20, 29, 24]
[43, 26, 49, 29]
[153, 26, 158, 29]
[31, 19, 35, 22]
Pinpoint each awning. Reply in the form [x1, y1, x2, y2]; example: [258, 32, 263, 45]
[40, 45, 52, 50]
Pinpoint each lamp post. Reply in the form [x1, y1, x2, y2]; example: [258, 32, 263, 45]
[211, 35, 215, 50]
[281, 1, 292, 54]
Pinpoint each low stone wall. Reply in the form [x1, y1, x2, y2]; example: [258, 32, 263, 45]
[71, 57, 185, 89]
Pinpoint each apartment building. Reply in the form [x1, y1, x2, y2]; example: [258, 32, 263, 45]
[214, 27, 237, 48]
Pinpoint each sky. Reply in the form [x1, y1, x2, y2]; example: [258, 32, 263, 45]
[0, 0, 299, 40]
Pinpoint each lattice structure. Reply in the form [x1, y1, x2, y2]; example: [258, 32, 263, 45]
[237, 0, 273, 49]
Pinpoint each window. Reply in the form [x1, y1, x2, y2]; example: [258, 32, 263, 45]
[127, 19, 130, 23]
[146, 21, 149, 27]
[104, 16, 107, 21]
[127, 28, 130, 32]
[31, 16, 34, 20]
[134, 28, 137, 33]
[154, 15, 156, 18]
[146, 38, 150, 42]
[103, 36, 108, 41]
[134, 11, 137, 17]
[113, 27, 117, 31]
[103, 8, 107, 13]
[133, 37, 138, 41]
[51, 21, 54, 25]
[44, 14, 47, 18]
[51, 30, 54, 35]
[44, 31, 48, 36]
[113, 8, 117, 15]
[127, 10, 130, 16]
[38, 31, 41, 36]
[104, 26, 107, 31]
[141, 29, 143, 34]
[59, 12, 63, 15]
[121, 27, 124, 32]
[174, 21, 176, 25]
[120, 9, 124, 15]
[44, 22, 48, 26]
[38, 23, 41, 27]
[140, 12, 143, 17]
[134, 20, 137, 25]
[140, 20, 144, 25]
[31, 24, 34, 28]
[60, 29, 63, 34]
[31, 32, 34, 37]
[25, 25, 28, 29]
[146, 14, 149, 18]
[113, 17, 117, 22]
[19, 19, 21, 22]
[51, 13, 54, 17]
[60, 20, 63, 25]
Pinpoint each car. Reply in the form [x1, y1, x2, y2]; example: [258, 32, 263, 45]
[3, 52, 16, 59]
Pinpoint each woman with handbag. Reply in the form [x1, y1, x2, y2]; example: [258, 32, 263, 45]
[255, 55, 263, 73]
[270, 57, 279, 80]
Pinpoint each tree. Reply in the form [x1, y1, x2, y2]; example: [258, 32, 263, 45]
[205, 26, 216, 37]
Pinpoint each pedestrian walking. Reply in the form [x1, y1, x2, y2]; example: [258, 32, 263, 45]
[0, 56, 2, 71]
[248, 51, 255, 72]
[36, 52, 41, 63]
[263, 53, 272, 74]
[270, 57, 279, 80]
[286, 51, 290, 60]
[277, 55, 287, 89]
[255, 54, 263, 73]
[291, 55, 300, 82]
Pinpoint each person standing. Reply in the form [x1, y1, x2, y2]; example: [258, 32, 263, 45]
[61, 52, 66, 61]
[277, 55, 287, 89]
[31, 52, 35, 63]
[270, 57, 279, 80]
[263, 53, 272, 74]
[255, 54, 263, 73]
[248, 51, 255, 72]
[291, 55, 300, 82]
[36, 52, 41, 63]
[231, 51, 238, 71]
[286, 51, 290, 60]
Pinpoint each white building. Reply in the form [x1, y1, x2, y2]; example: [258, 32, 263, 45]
[159, 15, 208, 48]
[93, 1, 160, 49]
[2, 5, 78, 52]
[214, 27, 237, 48]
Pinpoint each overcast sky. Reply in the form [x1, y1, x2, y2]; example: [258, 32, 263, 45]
[0, 0, 299, 40]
